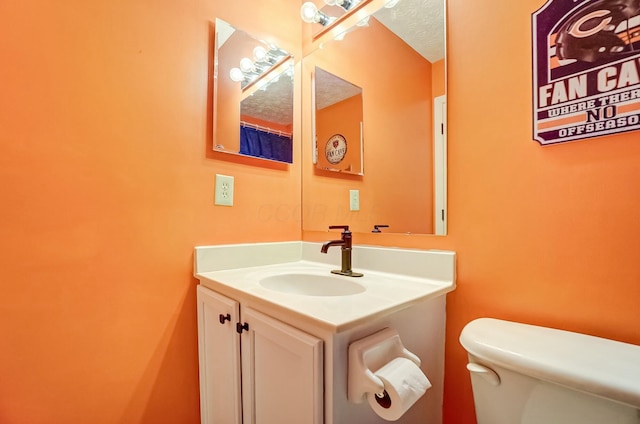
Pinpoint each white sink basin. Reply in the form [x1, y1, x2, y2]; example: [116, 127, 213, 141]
[259, 273, 366, 296]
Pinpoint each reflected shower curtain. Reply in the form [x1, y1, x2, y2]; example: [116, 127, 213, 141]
[239, 125, 292, 163]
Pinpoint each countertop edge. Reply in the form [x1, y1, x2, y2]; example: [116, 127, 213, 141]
[195, 269, 454, 333]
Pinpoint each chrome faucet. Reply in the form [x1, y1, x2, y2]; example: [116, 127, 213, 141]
[321, 225, 363, 277]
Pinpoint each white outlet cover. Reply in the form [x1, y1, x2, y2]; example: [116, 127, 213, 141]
[215, 174, 234, 206]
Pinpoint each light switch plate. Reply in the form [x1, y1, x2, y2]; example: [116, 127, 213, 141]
[350, 189, 360, 211]
[215, 174, 234, 206]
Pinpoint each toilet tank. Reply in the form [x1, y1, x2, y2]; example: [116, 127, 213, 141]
[460, 318, 640, 424]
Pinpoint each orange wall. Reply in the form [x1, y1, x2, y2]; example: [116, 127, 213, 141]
[241, 115, 293, 134]
[444, 0, 639, 420]
[302, 17, 434, 234]
[432, 59, 445, 98]
[0, 0, 301, 423]
[4, 0, 640, 423]
[306, 1, 640, 423]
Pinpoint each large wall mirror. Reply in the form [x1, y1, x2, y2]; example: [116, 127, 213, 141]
[302, 0, 447, 235]
[214, 18, 295, 164]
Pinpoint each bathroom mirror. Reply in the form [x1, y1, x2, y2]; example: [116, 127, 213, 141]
[213, 18, 295, 164]
[313, 67, 364, 175]
[302, 0, 447, 235]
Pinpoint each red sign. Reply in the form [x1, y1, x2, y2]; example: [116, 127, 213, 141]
[325, 134, 347, 164]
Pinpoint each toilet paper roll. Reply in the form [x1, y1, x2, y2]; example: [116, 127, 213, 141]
[367, 357, 431, 421]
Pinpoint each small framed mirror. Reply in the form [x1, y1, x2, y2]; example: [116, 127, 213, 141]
[213, 18, 295, 164]
[313, 67, 364, 175]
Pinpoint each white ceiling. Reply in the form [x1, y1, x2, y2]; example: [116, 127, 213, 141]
[314, 67, 362, 110]
[240, 74, 294, 125]
[374, 0, 445, 63]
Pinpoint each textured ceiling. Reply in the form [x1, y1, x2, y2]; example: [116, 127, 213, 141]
[240, 72, 294, 126]
[374, 0, 445, 63]
[314, 67, 362, 110]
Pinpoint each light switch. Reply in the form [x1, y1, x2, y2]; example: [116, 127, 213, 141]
[350, 190, 360, 211]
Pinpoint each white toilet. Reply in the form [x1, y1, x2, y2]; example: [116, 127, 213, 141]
[460, 318, 640, 424]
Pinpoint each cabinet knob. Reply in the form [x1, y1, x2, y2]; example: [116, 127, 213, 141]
[236, 322, 249, 334]
[219, 313, 231, 324]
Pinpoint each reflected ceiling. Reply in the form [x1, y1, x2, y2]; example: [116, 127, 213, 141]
[374, 0, 444, 62]
[240, 76, 294, 125]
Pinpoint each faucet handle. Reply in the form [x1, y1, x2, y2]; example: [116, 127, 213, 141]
[329, 225, 350, 233]
[372, 225, 389, 233]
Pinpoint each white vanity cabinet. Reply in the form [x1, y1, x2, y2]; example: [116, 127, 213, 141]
[197, 285, 324, 424]
[194, 242, 456, 424]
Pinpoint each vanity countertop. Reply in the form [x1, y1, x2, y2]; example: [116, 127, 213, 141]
[194, 242, 455, 332]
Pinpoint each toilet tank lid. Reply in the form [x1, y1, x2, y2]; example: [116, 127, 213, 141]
[460, 318, 640, 409]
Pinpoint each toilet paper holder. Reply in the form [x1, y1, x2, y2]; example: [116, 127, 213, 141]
[348, 327, 421, 403]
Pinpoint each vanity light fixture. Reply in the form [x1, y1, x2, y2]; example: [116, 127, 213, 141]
[229, 45, 293, 89]
[229, 67, 244, 82]
[253, 45, 288, 64]
[229, 62, 261, 84]
[240, 57, 253, 72]
[253, 46, 270, 63]
[229, 57, 261, 84]
[324, 0, 358, 11]
[229, 46, 288, 85]
[300, 2, 335, 26]
[300, 0, 367, 26]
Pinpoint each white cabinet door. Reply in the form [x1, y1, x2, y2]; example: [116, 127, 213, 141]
[240, 306, 323, 424]
[197, 286, 242, 424]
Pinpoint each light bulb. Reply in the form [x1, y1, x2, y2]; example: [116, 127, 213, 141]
[300, 2, 333, 25]
[253, 46, 268, 62]
[239, 57, 254, 72]
[300, 2, 319, 23]
[229, 67, 244, 82]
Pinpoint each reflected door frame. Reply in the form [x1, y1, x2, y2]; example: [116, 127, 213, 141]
[434, 95, 447, 235]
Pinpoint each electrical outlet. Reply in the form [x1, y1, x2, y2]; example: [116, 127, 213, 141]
[215, 174, 234, 206]
[350, 190, 360, 211]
